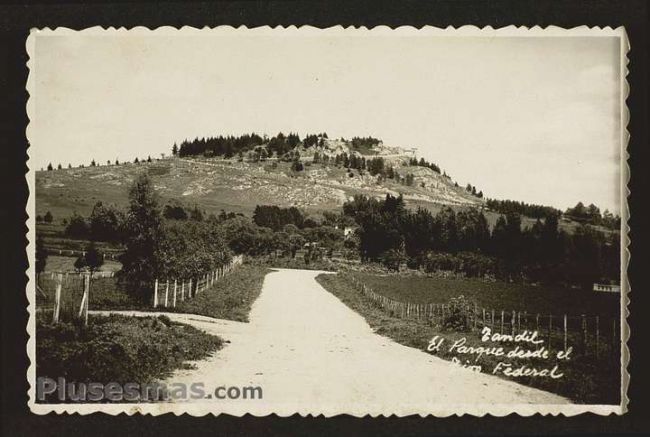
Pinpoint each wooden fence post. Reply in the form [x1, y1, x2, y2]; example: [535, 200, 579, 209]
[188, 279, 192, 298]
[78, 273, 90, 325]
[511, 310, 516, 336]
[173, 280, 177, 308]
[564, 314, 568, 350]
[524, 311, 528, 329]
[164, 280, 169, 308]
[548, 315, 553, 350]
[153, 279, 159, 308]
[52, 273, 62, 324]
[500, 310, 505, 333]
[181, 281, 185, 301]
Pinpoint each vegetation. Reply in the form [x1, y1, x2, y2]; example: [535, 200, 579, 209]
[73, 242, 104, 273]
[345, 271, 619, 319]
[115, 174, 232, 302]
[486, 198, 562, 220]
[36, 313, 222, 401]
[252, 205, 305, 231]
[316, 273, 619, 404]
[408, 157, 441, 174]
[177, 132, 326, 159]
[564, 201, 621, 230]
[36, 235, 48, 275]
[167, 264, 270, 322]
[343, 194, 619, 289]
[119, 173, 165, 293]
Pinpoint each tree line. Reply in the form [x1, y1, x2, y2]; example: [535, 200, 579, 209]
[343, 194, 619, 289]
[485, 199, 621, 230]
[176, 132, 329, 159]
[485, 198, 562, 220]
[564, 202, 621, 230]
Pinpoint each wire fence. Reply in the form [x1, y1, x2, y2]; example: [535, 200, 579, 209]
[151, 255, 243, 308]
[37, 255, 244, 324]
[340, 272, 620, 360]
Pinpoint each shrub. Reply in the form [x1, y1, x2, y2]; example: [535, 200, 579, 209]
[442, 295, 473, 331]
[36, 314, 222, 396]
[89, 201, 124, 242]
[64, 213, 90, 239]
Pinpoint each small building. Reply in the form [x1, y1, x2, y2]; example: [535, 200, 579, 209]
[593, 283, 621, 293]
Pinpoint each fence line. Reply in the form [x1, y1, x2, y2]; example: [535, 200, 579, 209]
[152, 255, 243, 308]
[340, 272, 619, 359]
[45, 248, 123, 260]
[42, 255, 244, 324]
[40, 270, 116, 279]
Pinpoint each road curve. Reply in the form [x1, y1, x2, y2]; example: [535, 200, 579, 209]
[95, 268, 570, 416]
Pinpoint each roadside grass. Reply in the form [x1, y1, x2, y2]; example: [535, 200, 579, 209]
[350, 271, 619, 319]
[36, 312, 222, 402]
[37, 264, 270, 322]
[168, 264, 271, 322]
[316, 273, 620, 404]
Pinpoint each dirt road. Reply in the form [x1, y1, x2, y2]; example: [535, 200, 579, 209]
[98, 268, 570, 416]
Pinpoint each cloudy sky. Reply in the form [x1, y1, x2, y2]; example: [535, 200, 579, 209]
[30, 29, 624, 213]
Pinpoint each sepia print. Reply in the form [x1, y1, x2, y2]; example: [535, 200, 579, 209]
[26, 25, 629, 417]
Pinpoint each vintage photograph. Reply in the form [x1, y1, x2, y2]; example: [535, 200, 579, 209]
[26, 26, 628, 416]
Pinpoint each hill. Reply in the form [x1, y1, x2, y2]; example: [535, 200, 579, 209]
[35, 138, 483, 221]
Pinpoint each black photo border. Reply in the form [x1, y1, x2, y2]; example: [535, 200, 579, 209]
[1, 1, 648, 435]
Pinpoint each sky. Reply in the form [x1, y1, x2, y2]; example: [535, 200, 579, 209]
[30, 29, 624, 213]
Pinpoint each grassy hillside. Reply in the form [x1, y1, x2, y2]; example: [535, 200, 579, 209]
[36, 156, 482, 221]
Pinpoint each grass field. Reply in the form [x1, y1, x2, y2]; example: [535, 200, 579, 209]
[316, 273, 621, 404]
[349, 271, 620, 319]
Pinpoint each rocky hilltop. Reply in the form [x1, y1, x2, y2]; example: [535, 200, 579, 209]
[36, 136, 484, 219]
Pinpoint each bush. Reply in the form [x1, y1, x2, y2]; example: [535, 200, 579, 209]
[36, 314, 222, 396]
[89, 201, 124, 242]
[442, 295, 473, 331]
[64, 213, 90, 239]
[422, 251, 497, 278]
